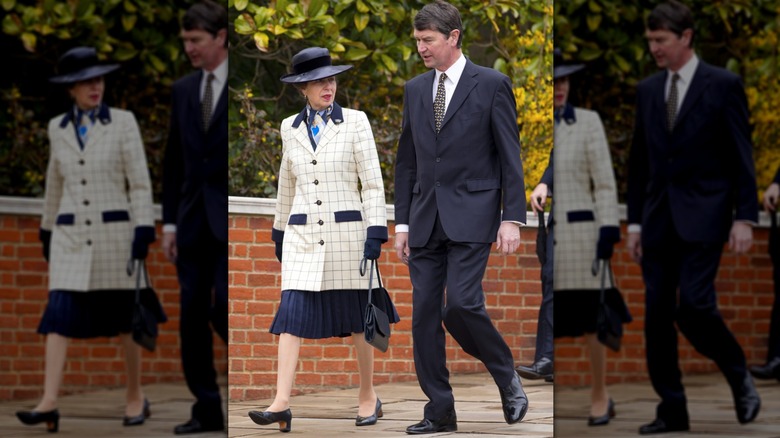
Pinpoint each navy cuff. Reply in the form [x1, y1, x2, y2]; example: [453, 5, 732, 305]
[367, 225, 388, 243]
[271, 227, 285, 243]
[599, 225, 621, 243]
[134, 225, 157, 243]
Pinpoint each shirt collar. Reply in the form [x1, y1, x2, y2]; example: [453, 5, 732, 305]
[668, 53, 698, 85]
[435, 53, 467, 86]
[203, 57, 228, 84]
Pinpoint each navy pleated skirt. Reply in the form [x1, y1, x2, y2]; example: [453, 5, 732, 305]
[553, 288, 632, 338]
[270, 288, 400, 339]
[38, 289, 168, 339]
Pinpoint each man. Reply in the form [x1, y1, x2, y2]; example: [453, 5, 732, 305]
[515, 149, 554, 384]
[162, 0, 228, 434]
[394, 1, 528, 434]
[626, 1, 760, 434]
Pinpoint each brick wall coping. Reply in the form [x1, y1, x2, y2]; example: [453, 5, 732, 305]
[0, 195, 162, 220]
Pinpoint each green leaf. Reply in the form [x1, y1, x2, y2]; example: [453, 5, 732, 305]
[20, 32, 36, 52]
[235, 0, 248, 11]
[253, 31, 270, 52]
[356, 0, 369, 13]
[354, 13, 368, 32]
[122, 14, 137, 31]
[114, 46, 139, 61]
[334, 0, 354, 15]
[344, 47, 372, 61]
[380, 53, 397, 72]
[271, 24, 286, 35]
[1, 0, 15, 11]
[586, 14, 601, 31]
[148, 53, 165, 72]
[2, 14, 20, 35]
[234, 13, 255, 34]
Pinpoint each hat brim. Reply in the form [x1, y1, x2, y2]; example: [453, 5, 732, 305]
[553, 64, 585, 79]
[50, 64, 120, 84]
[280, 65, 353, 84]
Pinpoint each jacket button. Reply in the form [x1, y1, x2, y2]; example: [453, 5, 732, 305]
[83, 199, 90, 206]
[78, 159, 85, 165]
[435, 182, 441, 187]
[436, 157, 441, 162]
[313, 179, 319, 185]
[316, 200, 322, 205]
[81, 179, 87, 185]
[311, 160, 317, 165]
[85, 219, 91, 226]
[86, 239, 92, 246]
[318, 220, 324, 225]
[318, 240, 325, 245]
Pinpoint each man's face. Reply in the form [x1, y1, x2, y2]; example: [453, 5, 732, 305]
[645, 28, 691, 71]
[181, 28, 225, 71]
[414, 28, 459, 71]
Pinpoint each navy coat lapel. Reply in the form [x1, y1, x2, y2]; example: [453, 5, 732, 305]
[419, 70, 436, 133]
[674, 62, 710, 130]
[188, 70, 203, 131]
[439, 61, 477, 131]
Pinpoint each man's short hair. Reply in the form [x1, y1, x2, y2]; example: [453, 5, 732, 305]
[183, 0, 228, 47]
[647, 0, 695, 47]
[414, 0, 463, 49]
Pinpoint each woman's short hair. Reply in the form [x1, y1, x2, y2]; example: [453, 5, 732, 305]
[413, 0, 463, 48]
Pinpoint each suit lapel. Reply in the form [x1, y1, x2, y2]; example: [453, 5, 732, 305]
[188, 71, 204, 132]
[85, 120, 108, 150]
[649, 73, 668, 138]
[674, 62, 709, 129]
[419, 71, 436, 133]
[316, 119, 340, 154]
[439, 61, 477, 132]
[293, 120, 312, 153]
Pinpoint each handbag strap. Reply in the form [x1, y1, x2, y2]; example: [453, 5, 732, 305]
[131, 259, 151, 305]
[598, 259, 616, 305]
[360, 257, 383, 306]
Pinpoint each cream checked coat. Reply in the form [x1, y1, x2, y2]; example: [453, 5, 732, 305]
[272, 104, 387, 292]
[553, 107, 619, 291]
[41, 106, 154, 291]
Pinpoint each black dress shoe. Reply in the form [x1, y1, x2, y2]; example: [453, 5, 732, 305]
[123, 398, 150, 426]
[500, 373, 529, 424]
[173, 418, 225, 435]
[355, 399, 383, 426]
[406, 410, 457, 434]
[516, 357, 553, 380]
[16, 409, 60, 433]
[248, 409, 293, 433]
[749, 356, 780, 380]
[733, 374, 760, 424]
[544, 374, 554, 383]
[587, 398, 615, 426]
[639, 418, 690, 435]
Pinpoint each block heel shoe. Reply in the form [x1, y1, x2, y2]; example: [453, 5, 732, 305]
[248, 409, 292, 433]
[355, 399, 383, 426]
[16, 409, 60, 433]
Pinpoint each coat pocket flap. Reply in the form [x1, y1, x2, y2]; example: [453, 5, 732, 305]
[102, 210, 130, 223]
[334, 210, 363, 223]
[56, 214, 75, 225]
[288, 214, 307, 225]
[466, 178, 501, 192]
[567, 210, 595, 223]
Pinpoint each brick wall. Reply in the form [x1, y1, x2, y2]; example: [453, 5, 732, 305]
[227, 198, 544, 402]
[0, 197, 227, 402]
[555, 223, 775, 388]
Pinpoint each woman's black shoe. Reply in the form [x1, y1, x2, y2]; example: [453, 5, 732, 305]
[355, 399, 383, 426]
[16, 409, 60, 433]
[587, 398, 615, 426]
[248, 409, 292, 433]
[123, 398, 151, 426]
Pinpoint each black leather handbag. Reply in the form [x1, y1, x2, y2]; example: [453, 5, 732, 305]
[130, 259, 160, 352]
[595, 259, 623, 352]
[361, 257, 391, 353]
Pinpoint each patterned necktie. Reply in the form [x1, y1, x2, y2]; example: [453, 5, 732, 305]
[308, 108, 326, 150]
[666, 73, 680, 131]
[202, 73, 215, 132]
[434, 72, 447, 133]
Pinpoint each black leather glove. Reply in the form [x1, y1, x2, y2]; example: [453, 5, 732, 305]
[132, 226, 156, 260]
[363, 238, 382, 260]
[275, 241, 283, 262]
[39, 228, 52, 262]
[596, 225, 621, 260]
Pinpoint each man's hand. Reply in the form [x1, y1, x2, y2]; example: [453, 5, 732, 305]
[729, 221, 753, 254]
[764, 182, 780, 212]
[530, 183, 548, 213]
[162, 231, 177, 263]
[395, 232, 410, 265]
[496, 222, 521, 255]
[626, 232, 642, 264]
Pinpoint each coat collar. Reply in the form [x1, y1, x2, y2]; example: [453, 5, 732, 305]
[59, 102, 111, 128]
[291, 102, 344, 128]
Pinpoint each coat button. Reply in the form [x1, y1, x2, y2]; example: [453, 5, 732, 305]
[86, 239, 92, 246]
[318, 240, 325, 245]
[436, 157, 441, 162]
[318, 220, 324, 225]
[313, 179, 319, 185]
[81, 179, 87, 185]
[435, 182, 441, 187]
[316, 200, 322, 205]
[83, 199, 90, 206]
[311, 160, 317, 165]
[85, 219, 91, 226]
[78, 159, 85, 165]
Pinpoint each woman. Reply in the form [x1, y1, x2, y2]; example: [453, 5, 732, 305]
[15, 46, 164, 432]
[551, 48, 631, 426]
[248, 47, 398, 432]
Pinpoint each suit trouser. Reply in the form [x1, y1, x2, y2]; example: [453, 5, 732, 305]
[176, 226, 229, 424]
[535, 222, 554, 362]
[409, 216, 516, 419]
[769, 262, 780, 360]
[641, 227, 747, 421]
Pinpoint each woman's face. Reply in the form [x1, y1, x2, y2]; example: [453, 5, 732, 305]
[302, 76, 337, 111]
[69, 76, 104, 110]
[554, 76, 570, 110]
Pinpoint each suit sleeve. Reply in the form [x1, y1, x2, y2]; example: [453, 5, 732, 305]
[627, 86, 648, 226]
[586, 111, 619, 228]
[162, 85, 183, 227]
[490, 75, 526, 223]
[394, 84, 416, 226]
[353, 111, 388, 241]
[725, 76, 759, 223]
[121, 111, 154, 228]
[272, 119, 295, 243]
[540, 148, 553, 193]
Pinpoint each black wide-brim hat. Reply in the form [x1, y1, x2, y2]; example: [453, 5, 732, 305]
[280, 47, 353, 84]
[49, 47, 120, 84]
[553, 47, 584, 79]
